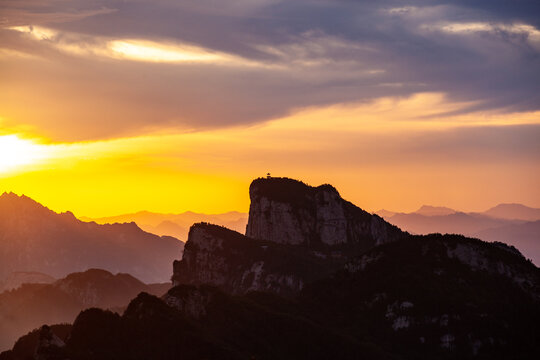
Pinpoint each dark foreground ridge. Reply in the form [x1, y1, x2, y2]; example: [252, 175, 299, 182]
[0, 268, 172, 352]
[2, 177, 539, 359]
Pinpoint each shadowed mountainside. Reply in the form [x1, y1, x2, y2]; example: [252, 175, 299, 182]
[0, 269, 171, 352]
[7, 235, 538, 359]
[0, 192, 184, 284]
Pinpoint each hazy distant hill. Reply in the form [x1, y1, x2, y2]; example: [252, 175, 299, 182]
[0, 272, 56, 293]
[82, 210, 248, 241]
[483, 203, 540, 221]
[0, 268, 172, 352]
[376, 203, 540, 265]
[0, 192, 184, 284]
[384, 212, 517, 235]
[414, 205, 456, 216]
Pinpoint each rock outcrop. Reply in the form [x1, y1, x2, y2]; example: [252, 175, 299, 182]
[246, 177, 403, 248]
[172, 178, 407, 296]
[34, 325, 67, 360]
[172, 177, 406, 296]
[172, 223, 341, 296]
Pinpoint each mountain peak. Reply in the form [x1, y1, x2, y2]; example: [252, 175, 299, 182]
[0, 192, 53, 216]
[249, 177, 339, 205]
[484, 203, 540, 221]
[415, 205, 456, 216]
[247, 176, 403, 247]
[1, 191, 38, 204]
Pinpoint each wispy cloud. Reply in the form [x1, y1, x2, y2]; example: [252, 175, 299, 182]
[0, 0, 539, 142]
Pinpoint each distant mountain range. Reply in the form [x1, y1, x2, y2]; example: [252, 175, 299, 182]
[0, 268, 171, 352]
[0, 192, 184, 284]
[0, 272, 56, 293]
[81, 210, 248, 241]
[376, 203, 540, 265]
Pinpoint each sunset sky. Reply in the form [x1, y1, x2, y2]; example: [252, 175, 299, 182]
[1, 0, 539, 217]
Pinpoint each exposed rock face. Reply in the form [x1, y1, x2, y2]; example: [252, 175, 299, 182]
[34, 325, 67, 360]
[162, 285, 216, 319]
[173, 178, 405, 296]
[172, 223, 341, 296]
[246, 177, 403, 248]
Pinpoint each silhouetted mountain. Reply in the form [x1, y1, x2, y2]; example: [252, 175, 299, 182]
[384, 212, 513, 235]
[0, 269, 171, 352]
[143, 220, 188, 241]
[4, 178, 539, 359]
[82, 210, 248, 241]
[483, 203, 540, 221]
[0, 272, 55, 293]
[0, 192, 184, 284]
[0, 324, 72, 360]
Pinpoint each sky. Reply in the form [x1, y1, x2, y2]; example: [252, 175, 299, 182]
[0, 0, 539, 217]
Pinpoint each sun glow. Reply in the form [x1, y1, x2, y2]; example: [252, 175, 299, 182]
[0, 135, 50, 173]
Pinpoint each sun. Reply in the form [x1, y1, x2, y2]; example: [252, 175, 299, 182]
[0, 135, 49, 173]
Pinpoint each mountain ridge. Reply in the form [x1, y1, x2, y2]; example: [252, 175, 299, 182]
[0, 268, 172, 352]
[0, 193, 184, 284]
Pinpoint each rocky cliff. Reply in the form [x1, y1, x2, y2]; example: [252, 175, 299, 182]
[173, 178, 405, 296]
[246, 177, 403, 248]
[172, 223, 341, 296]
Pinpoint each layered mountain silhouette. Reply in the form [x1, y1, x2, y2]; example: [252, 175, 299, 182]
[81, 210, 248, 241]
[483, 203, 540, 221]
[0, 268, 171, 352]
[377, 204, 540, 265]
[0, 192, 184, 284]
[3, 177, 538, 360]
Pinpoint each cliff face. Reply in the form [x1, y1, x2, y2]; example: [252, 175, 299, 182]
[173, 178, 405, 296]
[246, 178, 403, 248]
[172, 223, 339, 296]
